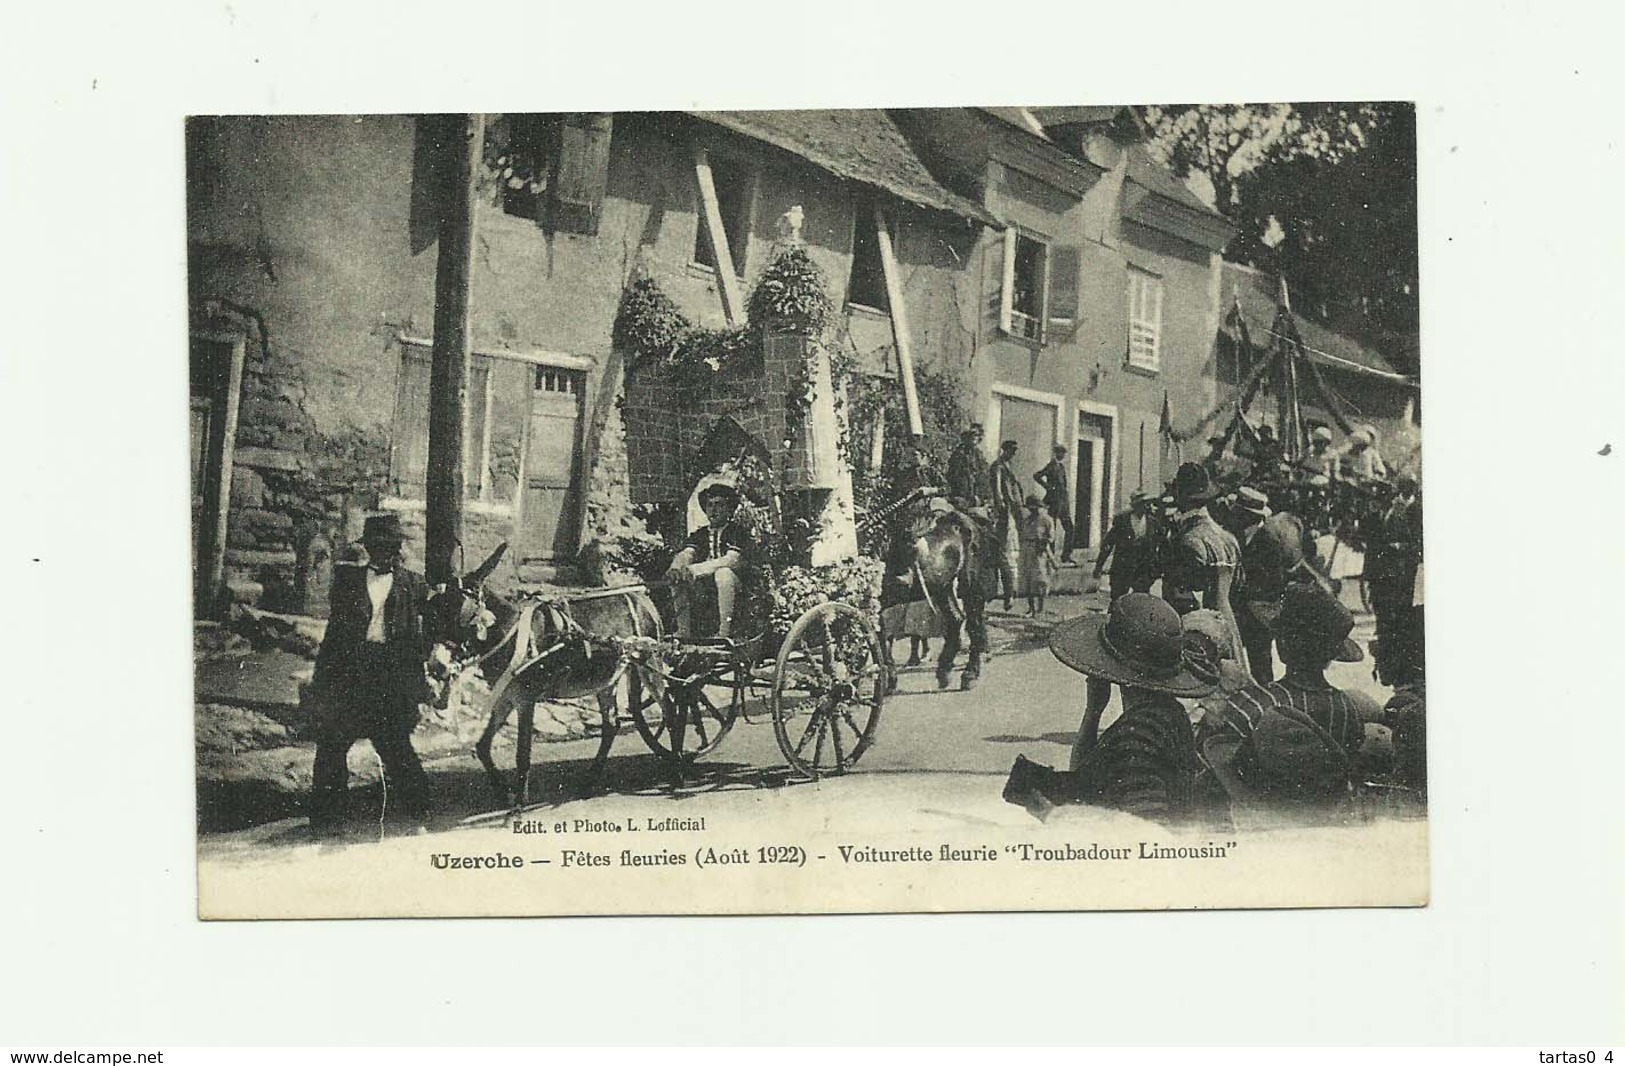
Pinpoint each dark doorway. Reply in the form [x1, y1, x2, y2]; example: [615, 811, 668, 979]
[1073, 439, 1096, 550]
[191, 335, 243, 615]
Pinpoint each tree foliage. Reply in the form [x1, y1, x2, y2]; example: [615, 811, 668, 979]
[1144, 102, 1418, 365]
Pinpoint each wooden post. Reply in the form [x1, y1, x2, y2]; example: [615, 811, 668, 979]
[874, 207, 924, 437]
[425, 114, 483, 588]
[693, 147, 743, 325]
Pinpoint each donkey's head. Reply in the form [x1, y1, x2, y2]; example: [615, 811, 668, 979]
[425, 541, 512, 703]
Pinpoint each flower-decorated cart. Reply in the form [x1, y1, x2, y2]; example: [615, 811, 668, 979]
[600, 239, 913, 780]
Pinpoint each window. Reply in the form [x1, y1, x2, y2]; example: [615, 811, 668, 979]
[486, 114, 558, 222]
[847, 202, 895, 312]
[483, 113, 613, 235]
[999, 228, 1049, 343]
[693, 152, 754, 276]
[1127, 266, 1164, 371]
[390, 343, 494, 501]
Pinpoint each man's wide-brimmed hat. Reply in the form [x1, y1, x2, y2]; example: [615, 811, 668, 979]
[1050, 593, 1216, 698]
[361, 513, 406, 545]
[1172, 462, 1218, 505]
[1024, 494, 1044, 509]
[1252, 584, 1364, 663]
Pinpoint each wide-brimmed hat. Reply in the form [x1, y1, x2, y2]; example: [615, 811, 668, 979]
[1024, 494, 1044, 509]
[1172, 462, 1218, 505]
[1050, 593, 1216, 698]
[928, 496, 955, 515]
[1251, 584, 1363, 663]
[361, 514, 406, 545]
[1311, 426, 1334, 444]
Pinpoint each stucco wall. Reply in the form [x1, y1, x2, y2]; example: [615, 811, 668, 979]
[966, 134, 1223, 541]
[188, 113, 986, 604]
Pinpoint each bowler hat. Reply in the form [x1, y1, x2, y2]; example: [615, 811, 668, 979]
[361, 514, 406, 544]
[1049, 593, 1216, 698]
[1252, 584, 1363, 663]
[1172, 462, 1218, 506]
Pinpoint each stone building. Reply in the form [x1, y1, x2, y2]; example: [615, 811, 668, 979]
[187, 110, 993, 615]
[186, 107, 1248, 617]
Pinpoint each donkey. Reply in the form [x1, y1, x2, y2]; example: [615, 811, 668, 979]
[911, 509, 997, 691]
[428, 543, 663, 806]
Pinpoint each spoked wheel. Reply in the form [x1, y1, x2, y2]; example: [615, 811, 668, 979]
[770, 602, 888, 780]
[628, 653, 741, 768]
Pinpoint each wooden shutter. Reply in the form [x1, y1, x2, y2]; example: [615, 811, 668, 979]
[550, 113, 613, 236]
[391, 346, 433, 498]
[1047, 245, 1081, 324]
[998, 226, 1017, 335]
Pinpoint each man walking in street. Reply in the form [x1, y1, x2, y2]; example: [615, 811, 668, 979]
[309, 514, 434, 839]
[945, 424, 985, 509]
[988, 439, 1025, 611]
[1224, 485, 1292, 684]
[1368, 473, 1423, 685]
[1091, 490, 1162, 602]
[1033, 444, 1076, 564]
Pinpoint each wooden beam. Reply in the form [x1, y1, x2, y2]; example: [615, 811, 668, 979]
[874, 206, 923, 437]
[693, 147, 743, 325]
[425, 114, 483, 587]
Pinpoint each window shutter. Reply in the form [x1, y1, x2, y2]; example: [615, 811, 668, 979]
[999, 227, 1017, 335]
[1047, 245, 1081, 323]
[391, 347, 433, 499]
[550, 113, 613, 236]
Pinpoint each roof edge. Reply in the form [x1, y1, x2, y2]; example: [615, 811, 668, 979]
[687, 111, 997, 227]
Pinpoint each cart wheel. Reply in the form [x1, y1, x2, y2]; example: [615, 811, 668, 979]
[770, 602, 887, 780]
[628, 655, 740, 766]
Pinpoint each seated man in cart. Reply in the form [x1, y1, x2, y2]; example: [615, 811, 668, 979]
[666, 480, 756, 640]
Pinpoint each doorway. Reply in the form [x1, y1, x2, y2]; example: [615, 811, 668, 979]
[1075, 406, 1116, 554]
[190, 334, 244, 614]
[519, 365, 587, 561]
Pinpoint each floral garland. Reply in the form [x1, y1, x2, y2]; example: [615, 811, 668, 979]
[612, 277, 759, 383]
[615, 247, 852, 450]
[768, 557, 884, 658]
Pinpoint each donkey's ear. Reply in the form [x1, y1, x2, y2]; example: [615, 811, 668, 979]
[464, 541, 508, 586]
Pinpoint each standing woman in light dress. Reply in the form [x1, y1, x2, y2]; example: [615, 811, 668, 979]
[1017, 495, 1058, 617]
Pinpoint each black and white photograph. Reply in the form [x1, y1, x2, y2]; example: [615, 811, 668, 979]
[188, 103, 1427, 917]
[8, 0, 1621, 1051]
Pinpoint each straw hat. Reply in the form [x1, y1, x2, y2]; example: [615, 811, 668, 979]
[1049, 594, 1216, 698]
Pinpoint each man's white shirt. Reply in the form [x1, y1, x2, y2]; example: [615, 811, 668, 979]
[365, 568, 393, 643]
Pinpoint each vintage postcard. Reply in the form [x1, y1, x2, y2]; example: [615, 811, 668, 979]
[189, 105, 1426, 918]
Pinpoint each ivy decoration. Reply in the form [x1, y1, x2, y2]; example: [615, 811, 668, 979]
[745, 246, 833, 336]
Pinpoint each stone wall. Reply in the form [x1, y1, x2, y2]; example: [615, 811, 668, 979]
[202, 306, 393, 616]
[620, 334, 804, 506]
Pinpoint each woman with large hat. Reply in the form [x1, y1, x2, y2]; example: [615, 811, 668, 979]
[1003, 594, 1212, 825]
[1198, 584, 1370, 819]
